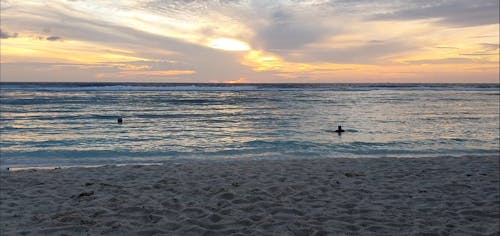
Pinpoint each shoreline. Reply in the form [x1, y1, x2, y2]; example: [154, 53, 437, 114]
[4, 163, 165, 172]
[2, 153, 499, 172]
[1, 156, 499, 235]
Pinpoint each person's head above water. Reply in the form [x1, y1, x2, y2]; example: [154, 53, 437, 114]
[335, 125, 345, 133]
[117, 117, 123, 124]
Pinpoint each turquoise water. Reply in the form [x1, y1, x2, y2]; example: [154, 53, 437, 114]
[0, 83, 498, 168]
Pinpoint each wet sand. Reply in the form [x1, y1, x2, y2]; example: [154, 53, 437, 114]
[1, 156, 499, 235]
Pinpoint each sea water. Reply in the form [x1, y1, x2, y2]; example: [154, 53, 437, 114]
[0, 83, 498, 168]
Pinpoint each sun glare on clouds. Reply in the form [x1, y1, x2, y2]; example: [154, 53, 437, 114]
[209, 38, 251, 51]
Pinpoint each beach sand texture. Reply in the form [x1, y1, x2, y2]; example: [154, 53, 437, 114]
[1, 156, 499, 235]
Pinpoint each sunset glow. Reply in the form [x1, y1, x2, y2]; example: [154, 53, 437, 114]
[1, 0, 498, 83]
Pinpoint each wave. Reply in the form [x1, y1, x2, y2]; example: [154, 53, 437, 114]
[0, 85, 260, 91]
[1, 83, 498, 92]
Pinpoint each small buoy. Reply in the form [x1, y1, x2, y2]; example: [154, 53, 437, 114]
[117, 117, 123, 124]
[334, 125, 345, 134]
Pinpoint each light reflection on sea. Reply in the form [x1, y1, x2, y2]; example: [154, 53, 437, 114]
[0, 84, 498, 168]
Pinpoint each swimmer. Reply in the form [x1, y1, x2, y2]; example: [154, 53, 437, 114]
[334, 125, 345, 134]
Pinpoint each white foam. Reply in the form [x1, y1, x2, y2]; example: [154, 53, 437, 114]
[6, 162, 164, 172]
[1, 84, 497, 92]
[1, 85, 260, 91]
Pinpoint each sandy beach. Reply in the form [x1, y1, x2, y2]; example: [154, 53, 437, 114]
[1, 156, 499, 235]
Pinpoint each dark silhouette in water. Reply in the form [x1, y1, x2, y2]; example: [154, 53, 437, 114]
[334, 125, 345, 135]
[117, 117, 123, 124]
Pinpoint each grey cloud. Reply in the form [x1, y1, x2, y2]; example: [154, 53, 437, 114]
[0, 0, 13, 10]
[137, 0, 241, 16]
[370, 0, 499, 27]
[255, 7, 332, 51]
[404, 58, 478, 64]
[261, 15, 322, 50]
[0, 29, 18, 38]
[481, 43, 499, 51]
[3, 5, 154, 44]
[46, 36, 62, 41]
[0, 30, 10, 38]
[460, 53, 497, 56]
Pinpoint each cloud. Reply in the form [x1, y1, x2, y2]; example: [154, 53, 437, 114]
[0, 0, 13, 10]
[404, 58, 479, 64]
[46, 36, 62, 41]
[455, 43, 500, 57]
[95, 70, 196, 79]
[256, 8, 328, 50]
[1, 0, 498, 83]
[244, 2, 338, 52]
[286, 39, 413, 64]
[481, 43, 499, 51]
[0, 62, 112, 82]
[435, 46, 459, 49]
[0, 29, 17, 38]
[370, 0, 500, 27]
[460, 53, 497, 56]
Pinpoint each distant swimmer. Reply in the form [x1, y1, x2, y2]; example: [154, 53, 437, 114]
[117, 117, 123, 124]
[334, 125, 345, 134]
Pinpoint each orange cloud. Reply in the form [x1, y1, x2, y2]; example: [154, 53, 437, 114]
[241, 50, 373, 73]
[96, 70, 195, 79]
[0, 37, 150, 64]
[116, 64, 152, 71]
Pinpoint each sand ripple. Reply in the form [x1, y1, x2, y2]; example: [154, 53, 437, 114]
[1, 156, 499, 235]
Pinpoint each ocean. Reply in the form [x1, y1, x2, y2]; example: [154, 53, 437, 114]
[0, 83, 498, 169]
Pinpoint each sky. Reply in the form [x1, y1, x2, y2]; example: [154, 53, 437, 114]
[0, 0, 499, 83]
